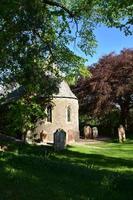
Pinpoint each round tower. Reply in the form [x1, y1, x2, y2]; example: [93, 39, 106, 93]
[36, 81, 79, 144]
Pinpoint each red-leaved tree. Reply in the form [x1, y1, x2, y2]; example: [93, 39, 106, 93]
[74, 49, 133, 128]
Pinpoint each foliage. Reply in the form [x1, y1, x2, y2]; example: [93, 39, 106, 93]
[79, 114, 100, 126]
[74, 49, 133, 128]
[65, 64, 91, 85]
[8, 99, 46, 136]
[0, 97, 46, 137]
[0, 0, 133, 88]
[98, 110, 121, 136]
[0, 1, 133, 135]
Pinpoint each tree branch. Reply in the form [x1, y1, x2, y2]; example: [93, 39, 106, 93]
[45, 0, 75, 18]
[45, 1, 79, 40]
[32, 29, 55, 60]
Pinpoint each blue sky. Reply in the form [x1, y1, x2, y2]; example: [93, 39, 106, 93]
[70, 25, 133, 66]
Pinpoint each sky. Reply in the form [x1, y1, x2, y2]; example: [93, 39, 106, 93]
[70, 25, 133, 66]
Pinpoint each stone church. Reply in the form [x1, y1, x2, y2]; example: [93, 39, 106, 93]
[35, 81, 79, 144]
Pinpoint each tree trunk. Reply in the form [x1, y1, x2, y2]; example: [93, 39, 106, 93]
[120, 104, 129, 130]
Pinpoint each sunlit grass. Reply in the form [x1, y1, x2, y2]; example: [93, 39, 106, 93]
[0, 139, 133, 200]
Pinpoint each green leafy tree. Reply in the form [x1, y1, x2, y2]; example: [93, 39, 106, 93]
[0, 0, 133, 136]
[0, 1, 132, 89]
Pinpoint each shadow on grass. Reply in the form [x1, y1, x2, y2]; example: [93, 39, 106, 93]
[0, 141, 133, 200]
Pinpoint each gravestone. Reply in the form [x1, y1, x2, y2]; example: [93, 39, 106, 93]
[92, 127, 98, 138]
[54, 129, 66, 151]
[84, 126, 92, 139]
[118, 125, 126, 143]
[67, 129, 75, 143]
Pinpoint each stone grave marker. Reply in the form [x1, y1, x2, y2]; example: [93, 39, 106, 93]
[54, 129, 66, 151]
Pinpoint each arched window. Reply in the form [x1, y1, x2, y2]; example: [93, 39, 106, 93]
[67, 106, 71, 122]
[46, 105, 52, 122]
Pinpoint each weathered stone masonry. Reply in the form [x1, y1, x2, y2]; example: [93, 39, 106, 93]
[35, 81, 79, 144]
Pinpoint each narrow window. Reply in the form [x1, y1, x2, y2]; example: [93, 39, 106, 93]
[47, 105, 52, 122]
[67, 106, 71, 122]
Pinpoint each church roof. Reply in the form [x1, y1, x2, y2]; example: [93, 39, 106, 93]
[0, 81, 77, 105]
[53, 81, 77, 99]
[0, 86, 26, 105]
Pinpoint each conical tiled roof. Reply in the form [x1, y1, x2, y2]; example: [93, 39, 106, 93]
[53, 81, 77, 99]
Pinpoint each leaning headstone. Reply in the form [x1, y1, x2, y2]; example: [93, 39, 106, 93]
[92, 127, 98, 139]
[84, 126, 92, 139]
[118, 125, 126, 143]
[54, 129, 66, 151]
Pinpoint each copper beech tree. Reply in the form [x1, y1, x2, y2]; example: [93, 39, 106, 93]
[74, 49, 133, 128]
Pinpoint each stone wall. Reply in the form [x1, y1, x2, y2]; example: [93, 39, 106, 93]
[35, 97, 79, 144]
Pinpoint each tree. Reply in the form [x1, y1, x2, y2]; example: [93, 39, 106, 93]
[74, 49, 133, 129]
[0, 1, 133, 135]
[0, 1, 133, 90]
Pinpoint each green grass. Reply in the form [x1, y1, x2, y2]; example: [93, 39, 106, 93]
[0, 139, 133, 200]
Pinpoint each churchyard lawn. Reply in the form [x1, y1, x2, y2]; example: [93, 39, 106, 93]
[0, 139, 133, 200]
